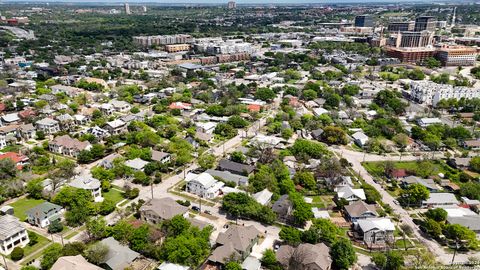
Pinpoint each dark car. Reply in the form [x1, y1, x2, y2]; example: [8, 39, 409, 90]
[192, 206, 200, 212]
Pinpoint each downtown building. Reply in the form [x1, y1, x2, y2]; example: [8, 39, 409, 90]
[387, 21, 415, 32]
[410, 80, 480, 107]
[133, 34, 193, 47]
[436, 45, 478, 66]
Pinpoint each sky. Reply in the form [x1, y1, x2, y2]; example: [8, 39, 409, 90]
[0, 0, 463, 3]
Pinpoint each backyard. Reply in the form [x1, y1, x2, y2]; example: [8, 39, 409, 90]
[9, 198, 46, 221]
[362, 160, 460, 180]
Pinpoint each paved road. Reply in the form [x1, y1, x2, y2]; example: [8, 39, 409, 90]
[332, 146, 470, 264]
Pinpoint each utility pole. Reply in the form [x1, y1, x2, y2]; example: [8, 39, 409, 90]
[150, 177, 154, 200]
[451, 238, 460, 264]
[2, 254, 8, 270]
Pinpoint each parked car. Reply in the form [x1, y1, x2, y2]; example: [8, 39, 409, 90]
[192, 206, 200, 212]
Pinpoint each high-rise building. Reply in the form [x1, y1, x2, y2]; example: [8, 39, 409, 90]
[228, 1, 236, 9]
[414, 16, 436, 32]
[124, 3, 131, 15]
[354, 15, 374, 27]
[142, 6, 147, 13]
[386, 47, 436, 63]
[391, 31, 434, 48]
[436, 45, 477, 66]
[387, 21, 415, 32]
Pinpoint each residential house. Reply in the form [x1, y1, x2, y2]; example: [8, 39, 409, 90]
[109, 99, 131, 113]
[100, 103, 115, 115]
[26, 202, 64, 228]
[0, 152, 29, 169]
[73, 114, 89, 125]
[344, 200, 378, 222]
[218, 159, 255, 176]
[417, 118, 442, 127]
[336, 186, 366, 202]
[272, 195, 294, 223]
[49, 135, 92, 158]
[55, 114, 74, 130]
[253, 189, 273, 206]
[422, 193, 459, 208]
[50, 85, 83, 97]
[169, 102, 192, 110]
[140, 198, 189, 224]
[18, 123, 36, 140]
[355, 218, 395, 248]
[205, 169, 249, 186]
[125, 158, 149, 171]
[157, 262, 190, 270]
[276, 243, 331, 270]
[0, 125, 19, 148]
[351, 131, 369, 148]
[99, 154, 121, 169]
[208, 225, 261, 266]
[99, 237, 140, 270]
[462, 139, 480, 150]
[196, 122, 217, 134]
[51, 255, 103, 270]
[185, 172, 224, 199]
[151, 150, 171, 164]
[1, 113, 20, 126]
[105, 119, 127, 135]
[0, 215, 29, 255]
[401, 176, 440, 192]
[69, 174, 103, 202]
[241, 256, 262, 270]
[85, 126, 110, 139]
[448, 157, 471, 170]
[36, 117, 60, 134]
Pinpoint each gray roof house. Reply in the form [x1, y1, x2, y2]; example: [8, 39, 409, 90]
[253, 189, 273, 206]
[276, 243, 331, 270]
[447, 215, 480, 233]
[26, 201, 64, 228]
[205, 169, 249, 186]
[208, 225, 261, 266]
[401, 176, 439, 192]
[140, 198, 188, 224]
[100, 237, 140, 270]
[351, 131, 369, 147]
[125, 158, 149, 171]
[151, 150, 171, 164]
[218, 159, 255, 176]
[344, 200, 378, 222]
[422, 193, 459, 208]
[51, 255, 103, 270]
[0, 215, 29, 255]
[272, 195, 293, 223]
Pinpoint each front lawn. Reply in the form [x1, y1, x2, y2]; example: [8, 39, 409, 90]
[9, 198, 46, 221]
[363, 160, 459, 179]
[102, 188, 125, 205]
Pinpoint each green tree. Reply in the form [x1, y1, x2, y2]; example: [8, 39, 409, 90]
[279, 226, 301, 245]
[293, 171, 316, 190]
[400, 183, 430, 207]
[425, 208, 447, 222]
[48, 219, 63, 233]
[11, 247, 24, 261]
[198, 153, 216, 170]
[255, 88, 276, 101]
[423, 218, 442, 238]
[84, 242, 109, 265]
[86, 217, 108, 240]
[470, 157, 480, 173]
[41, 243, 63, 270]
[224, 261, 242, 270]
[330, 238, 357, 270]
[261, 249, 279, 268]
[26, 178, 44, 199]
[321, 126, 348, 145]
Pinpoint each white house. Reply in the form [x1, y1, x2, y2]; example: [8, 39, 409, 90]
[355, 218, 395, 247]
[105, 119, 127, 135]
[0, 215, 29, 255]
[110, 99, 132, 113]
[417, 118, 442, 128]
[125, 158, 149, 171]
[36, 117, 60, 134]
[422, 193, 459, 208]
[336, 186, 366, 201]
[185, 172, 225, 199]
[351, 131, 369, 148]
[26, 202, 64, 228]
[69, 174, 103, 202]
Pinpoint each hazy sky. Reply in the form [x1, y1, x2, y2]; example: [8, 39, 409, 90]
[1, 0, 447, 3]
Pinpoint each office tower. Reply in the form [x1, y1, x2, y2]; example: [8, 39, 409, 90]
[142, 6, 147, 13]
[394, 31, 434, 48]
[228, 1, 236, 9]
[387, 21, 415, 32]
[414, 16, 436, 32]
[354, 15, 374, 27]
[124, 3, 131, 15]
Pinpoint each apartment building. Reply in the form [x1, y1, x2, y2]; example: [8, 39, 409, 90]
[386, 47, 436, 63]
[133, 34, 193, 47]
[436, 45, 477, 66]
[390, 31, 434, 48]
[165, 44, 191, 53]
[410, 80, 480, 107]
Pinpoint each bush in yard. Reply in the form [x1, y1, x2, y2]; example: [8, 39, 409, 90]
[11, 247, 24, 261]
[48, 219, 64, 233]
[28, 231, 39, 246]
[124, 186, 139, 199]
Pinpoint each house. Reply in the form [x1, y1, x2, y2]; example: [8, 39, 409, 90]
[1, 113, 20, 125]
[26, 202, 64, 228]
[18, 123, 36, 140]
[241, 256, 261, 270]
[272, 195, 293, 223]
[36, 117, 60, 134]
[49, 135, 92, 158]
[351, 131, 369, 148]
[73, 114, 89, 125]
[157, 262, 190, 270]
[313, 108, 329, 116]
[218, 159, 255, 176]
[330, 176, 353, 191]
[185, 172, 224, 199]
[390, 169, 407, 179]
[69, 174, 103, 202]
[355, 218, 395, 247]
[151, 150, 171, 164]
[205, 169, 249, 186]
[401, 176, 440, 192]
[336, 186, 366, 201]
[51, 255, 103, 270]
[99, 237, 140, 270]
[109, 99, 131, 112]
[462, 139, 480, 150]
[125, 158, 149, 171]
[344, 200, 378, 222]
[55, 114, 74, 130]
[140, 198, 188, 224]
[100, 103, 115, 115]
[0, 215, 29, 255]
[0, 152, 29, 169]
[276, 243, 331, 270]
[422, 193, 459, 208]
[85, 126, 110, 139]
[51, 85, 83, 96]
[169, 102, 192, 110]
[448, 157, 471, 170]
[208, 225, 261, 266]
[0, 125, 18, 148]
[99, 154, 121, 169]
[252, 189, 273, 206]
[417, 118, 442, 127]
[105, 119, 127, 135]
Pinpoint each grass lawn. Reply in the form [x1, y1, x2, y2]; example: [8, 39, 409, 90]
[309, 195, 335, 208]
[395, 239, 414, 249]
[363, 160, 459, 179]
[103, 189, 125, 205]
[9, 198, 46, 221]
[23, 231, 50, 257]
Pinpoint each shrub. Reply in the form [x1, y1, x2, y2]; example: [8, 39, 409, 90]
[11, 247, 24, 261]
